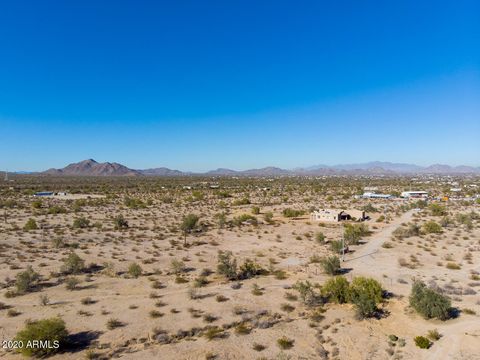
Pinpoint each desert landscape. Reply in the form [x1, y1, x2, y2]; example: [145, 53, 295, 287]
[1, 169, 479, 359]
[1, 2, 478, 359]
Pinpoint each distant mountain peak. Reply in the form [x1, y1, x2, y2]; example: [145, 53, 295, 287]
[41, 159, 480, 177]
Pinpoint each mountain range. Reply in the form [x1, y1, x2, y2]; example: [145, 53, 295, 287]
[34, 159, 480, 177]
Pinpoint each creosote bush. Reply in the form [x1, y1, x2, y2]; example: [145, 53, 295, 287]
[14, 318, 68, 357]
[414, 336, 432, 349]
[128, 262, 143, 278]
[61, 252, 85, 274]
[23, 218, 38, 231]
[409, 281, 452, 320]
[319, 255, 341, 275]
[321, 276, 350, 304]
[15, 266, 40, 295]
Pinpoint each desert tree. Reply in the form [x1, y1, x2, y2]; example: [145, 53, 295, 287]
[180, 213, 199, 246]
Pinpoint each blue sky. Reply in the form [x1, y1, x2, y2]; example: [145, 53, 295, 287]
[0, 1, 479, 171]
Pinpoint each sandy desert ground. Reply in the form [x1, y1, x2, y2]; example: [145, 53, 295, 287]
[0, 175, 479, 360]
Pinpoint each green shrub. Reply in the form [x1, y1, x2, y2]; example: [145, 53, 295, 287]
[429, 203, 446, 216]
[48, 205, 67, 215]
[238, 259, 265, 279]
[23, 218, 38, 231]
[427, 329, 441, 341]
[61, 252, 85, 274]
[14, 318, 68, 357]
[128, 263, 143, 278]
[251, 206, 260, 215]
[277, 336, 294, 350]
[349, 277, 383, 318]
[15, 266, 40, 294]
[409, 281, 451, 320]
[330, 240, 343, 254]
[414, 336, 432, 349]
[423, 221, 442, 234]
[73, 217, 90, 229]
[282, 208, 304, 218]
[216, 251, 238, 280]
[322, 276, 350, 304]
[124, 197, 146, 209]
[232, 214, 257, 226]
[315, 232, 326, 244]
[293, 280, 320, 306]
[319, 255, 341, 275]
[170, 259, 186, 274]
[232, 198, 251, 206]
[344, 223, 370, 245]
[263, 212, 274, 224]
[65, 277, 81, 290]
[113, 215, 129, 230]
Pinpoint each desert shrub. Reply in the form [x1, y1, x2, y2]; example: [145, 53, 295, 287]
[23, 218, 38, 231]
[48, 205, 67, 214]
[277, 336, 294, 350]
[315, 232, 326, 244]
[319, 255, 341, 275]
[73, 216, 90, 229]
[31, 199, 43, 209]
[330, 240, 343, 254]
[252, 343, 266, 351]
[232, 197, 251, 206]
[170, 259, 186, 274]
[180, 214, 199, 238]
[238, 259, 265, 279]
[427, 329, 441, 341]
[423, 221, 442, 234]
[409, 281, 452, 320]
[15, 266, 40, 294]
[282, 208, 304, 218]
[65, 277, 81, 290]
[213, 212, 226, 229]
[293, 280, 320, 306]
[128, 263, 143, 278]
[429, 203, 447, 216]
[362, 204, 378, 213]
[446, 262, 461, 270]
[251, 206, 260, 215]
[124, 197, 146, 209]
[414, 336, 432, 349]
[393, 223, 421, 239]
[344, 223, 370, 245]
[204, 326, 224, 340]
[349, 277, 383, 318]
[352, 291, 378, 319]
[217, 251, 238, 280]
[322, 276, 350, 304]
[106, 318, 124, 330]
[232, 214, 257, 226]
[61, 252, 85, 274]
[263, 212, 274, 224]
[113, 215, 129, 230]
[235, 323, 251, 334]
[193, 275, 209, 288]
[14, 318, 68, 357]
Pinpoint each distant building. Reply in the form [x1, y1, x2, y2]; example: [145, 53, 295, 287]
[34, 192, 54, 197]
[311, 209, 366, 222]
[360, 192, 393, 199]
[401, 191, 428, 199]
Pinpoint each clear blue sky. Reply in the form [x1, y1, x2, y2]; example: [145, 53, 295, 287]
[1, 1, 479, 171]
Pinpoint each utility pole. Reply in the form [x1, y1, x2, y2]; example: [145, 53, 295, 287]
[341, 232, 345, 262]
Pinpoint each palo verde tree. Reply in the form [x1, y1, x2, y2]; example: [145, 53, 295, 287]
[180, 213, 200, 246]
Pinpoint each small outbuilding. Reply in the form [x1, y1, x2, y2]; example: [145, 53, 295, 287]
[310, 209, 366, 222]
